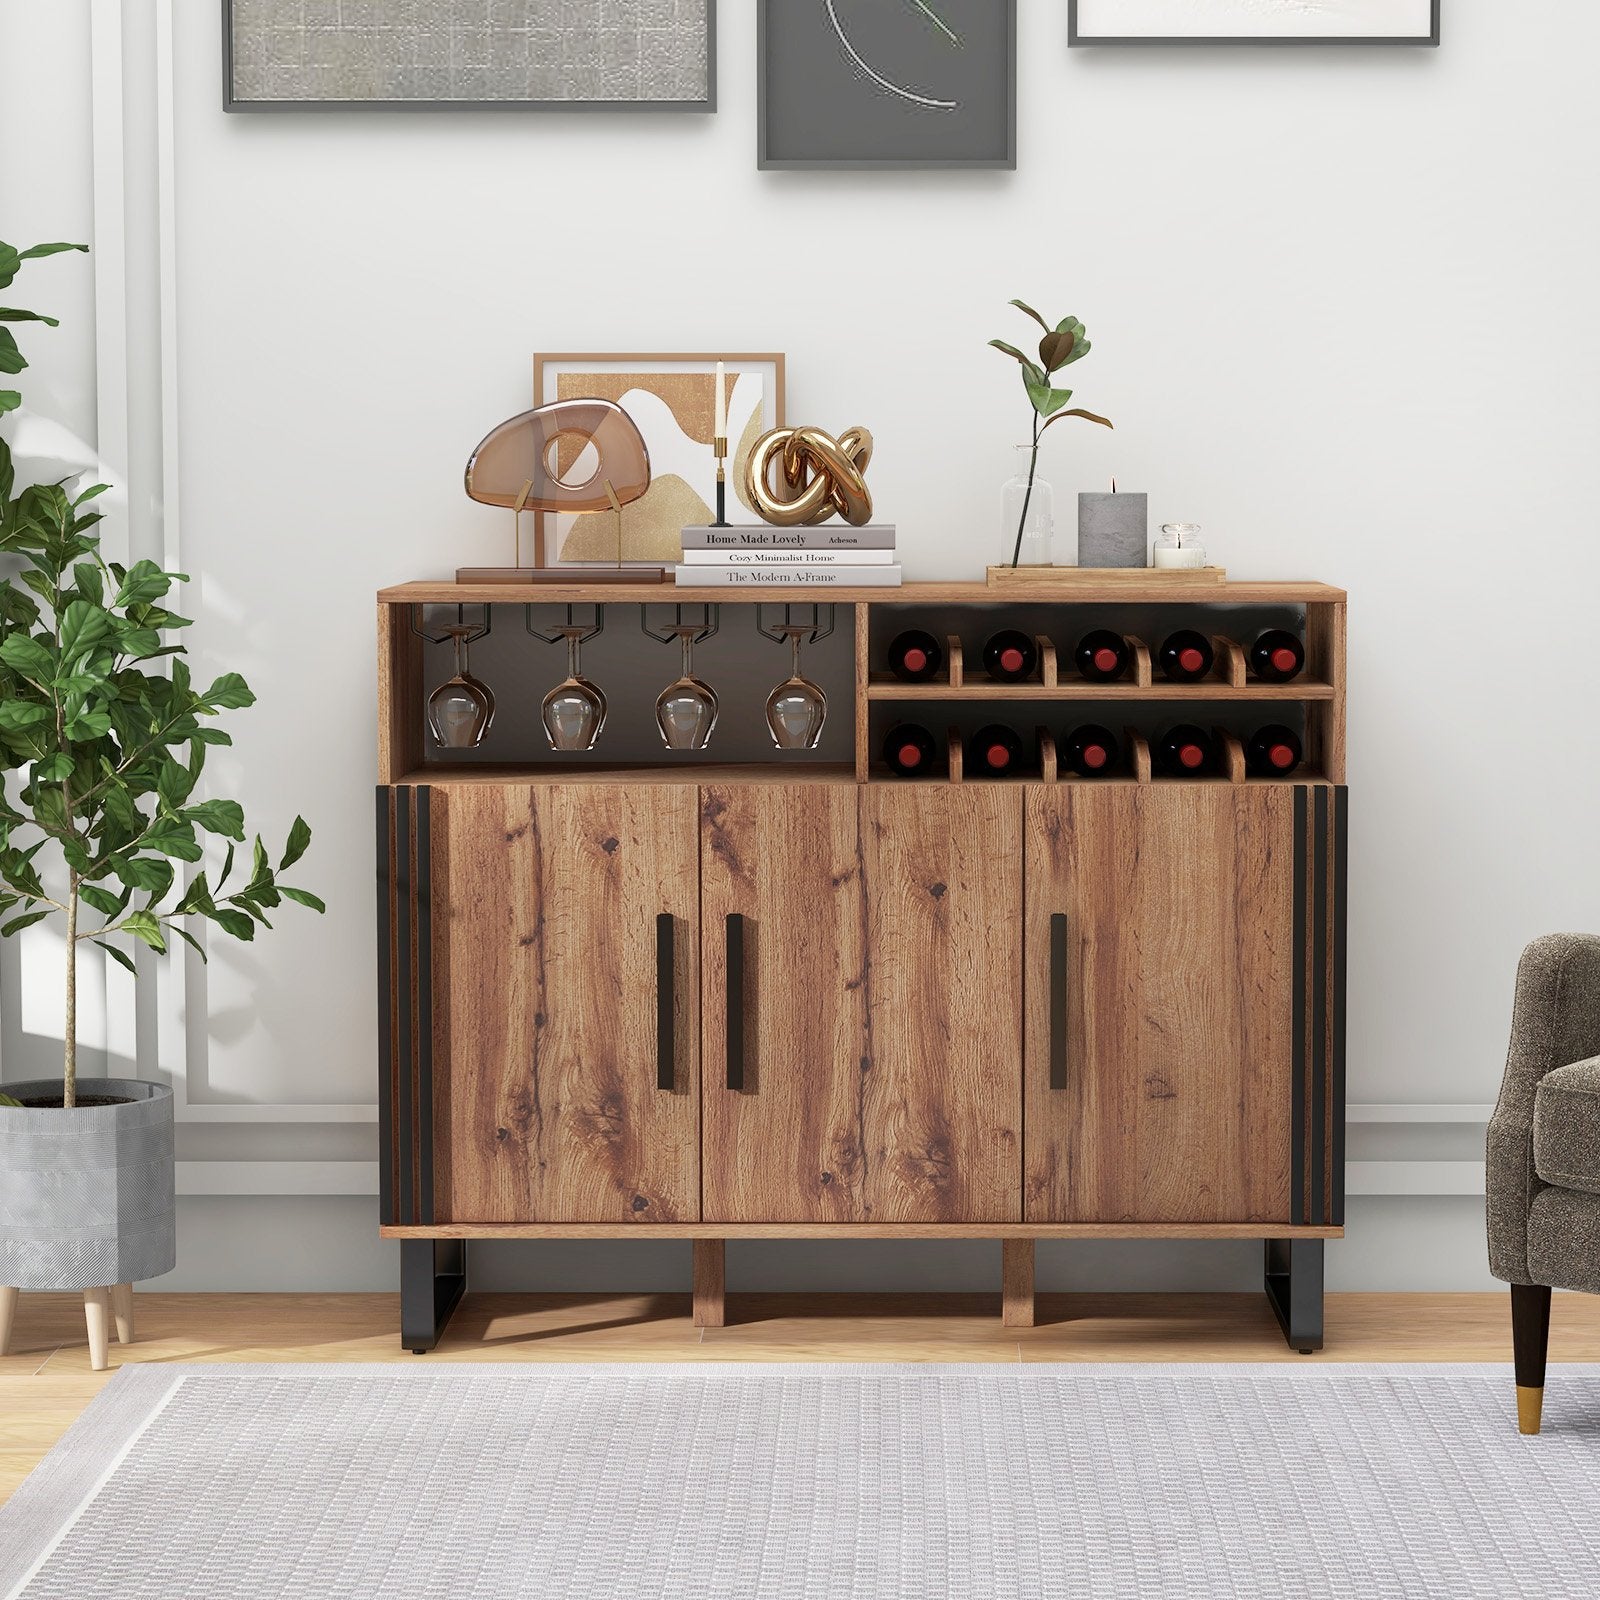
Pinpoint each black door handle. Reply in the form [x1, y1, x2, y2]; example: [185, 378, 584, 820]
[655, 913, 675, 1092]
[726, 913, 746, 1092]
[1049, 912, 1068, 1091]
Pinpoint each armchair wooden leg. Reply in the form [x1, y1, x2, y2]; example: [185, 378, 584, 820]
[83, 1288, 110, 1372]
[0, 1286, 16, 1357]
[111, 1283, 135, 1344]
[1510, 1283, 1552, 1435]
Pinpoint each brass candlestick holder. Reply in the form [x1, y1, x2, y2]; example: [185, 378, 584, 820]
[712, 436, 729, 527]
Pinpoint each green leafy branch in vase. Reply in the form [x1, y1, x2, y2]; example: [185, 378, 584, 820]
[990, 299, 1114, 567]
[0, 237, 323, 1108]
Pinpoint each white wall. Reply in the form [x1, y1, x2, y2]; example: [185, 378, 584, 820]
[4, 0, 1596, 1294]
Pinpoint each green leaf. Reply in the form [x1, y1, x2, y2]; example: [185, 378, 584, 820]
[1040, 406, 1115, 434]
[32, 752, 72, 782]
[185, 799, 245, 840]
[0, 327, 23, 375]
[18, 242, 89, 263]
[174, 872, 214, 916]
[122, 909, 167, 953]
[208, 906, 256, 941]
[202, 672, 254, 710]
[0, 390, 21, 416]
[80, 883, 128, 917]
[94, 939, 139, 975]
[112, 560, 174, 609]
[278, 885, 326, 914]
[142, 816, 203, 861]
[169, 923, 208, 961]
[988, 339, 1031, 365]
[279, 815, 311, 870]
[1008, 298, 1051, 332]
[112, 854, 175, 892]
[0, 308, 60, 327]
[0, 700, 48, 731]
[0, 243, 17, 288]
[1024, 371, 1076, 417]
[1, 908, 51, 936]
[0, 633, 53, 683]
[73, 562, 104, 606]
[64, 708, 113, 740]
[117, 628, 164, 659]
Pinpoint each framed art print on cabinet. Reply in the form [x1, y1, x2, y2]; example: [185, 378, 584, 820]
[222, 0, 717, 111]
[531, 354, 786, 569]
[759, 0, 1016, 170]
[1069, 0, 1439, 46]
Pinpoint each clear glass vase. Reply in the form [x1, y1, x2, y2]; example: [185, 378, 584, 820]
[1001, 445, 1055, 568]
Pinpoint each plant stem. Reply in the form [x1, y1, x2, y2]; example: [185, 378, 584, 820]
[64, 875, 78, 1109]
[1011, 412, 1042, 568]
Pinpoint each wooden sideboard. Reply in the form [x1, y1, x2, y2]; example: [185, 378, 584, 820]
[377, 578, 1346, 1353]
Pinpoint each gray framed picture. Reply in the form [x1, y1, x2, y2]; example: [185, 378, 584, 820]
[759, 0, 1016, 170]
[1069, 0, 1439, 46]
[223, 0, 717, 111]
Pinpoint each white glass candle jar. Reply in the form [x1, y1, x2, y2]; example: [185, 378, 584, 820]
[1153, 523, 1207, 569]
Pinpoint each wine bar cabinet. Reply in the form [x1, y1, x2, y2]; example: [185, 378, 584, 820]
[376, 578, 1347, 1352]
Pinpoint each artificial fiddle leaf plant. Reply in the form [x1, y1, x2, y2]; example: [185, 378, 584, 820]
[990, 298, 1114, 567]
[0, 238, 323, 1109]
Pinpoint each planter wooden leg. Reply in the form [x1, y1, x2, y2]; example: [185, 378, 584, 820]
[693, 1240, 726, 1329]
[0, 1286, 16, 1357]
[1002, 1239, 1035, 1328]
[83, 1288, 110, 1371]
[111, 1283, 134, 1344]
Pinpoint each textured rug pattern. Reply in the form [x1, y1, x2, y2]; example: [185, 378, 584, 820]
[4, 1364, 1599, 1598]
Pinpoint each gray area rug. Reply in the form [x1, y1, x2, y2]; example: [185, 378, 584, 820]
[3, 1364, 1598, 1598]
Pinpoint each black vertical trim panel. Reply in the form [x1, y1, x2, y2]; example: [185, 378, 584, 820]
[1311, 788, 1329, 1226]
[1290, 787, 1307, 1227]
[656, 913, 677, 1092]
[394, 786, 414, 1226]
[415, 788, 434, 1226]
[1048, 912, 1069, 1090]
[376, 787, 394, 1226]
[725, 913, 745, 1092]
[1332, 787, 1349, 1226]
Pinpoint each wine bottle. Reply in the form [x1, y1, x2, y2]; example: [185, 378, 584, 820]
[1249, 629, 1305, 683]
[882, 723, 940, 778]
[981, 630, 1038, 683]
[1062, 723, 1119, 777]
[1155, 723, 1216, 777]
[1158, 629, 1215, 683]
[1246, 724, 1303, 777]
[887, 629, 944, 684]
[1074, 629, 1131, 683]
[970, 723, 1026, 776]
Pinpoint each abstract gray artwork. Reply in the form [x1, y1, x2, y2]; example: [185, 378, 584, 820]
[223, 0, 715, 110]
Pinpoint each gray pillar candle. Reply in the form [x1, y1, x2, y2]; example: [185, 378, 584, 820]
[1077, 491, 1149, 568]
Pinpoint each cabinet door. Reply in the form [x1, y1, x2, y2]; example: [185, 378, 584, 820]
[1023, 785, 1299, 1224]
[435, 784, 700, 1224]
[701, 783, 1022, 1223]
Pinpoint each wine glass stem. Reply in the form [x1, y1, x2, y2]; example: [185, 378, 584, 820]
[567, 634, 581, 679]
[790, 632, 803, 680]
[681, 634, 695, 679]
[452, 631, 468, 678]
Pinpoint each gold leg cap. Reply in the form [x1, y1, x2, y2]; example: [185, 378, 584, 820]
[1516, 1385, 1544, 1436]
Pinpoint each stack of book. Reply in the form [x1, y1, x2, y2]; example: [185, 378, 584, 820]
[676, 525, 901, 587]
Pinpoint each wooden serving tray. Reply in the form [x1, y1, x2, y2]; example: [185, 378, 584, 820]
[985, 564, 1226, 588]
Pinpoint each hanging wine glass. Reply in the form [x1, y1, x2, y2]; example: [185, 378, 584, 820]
[759, 605, 834, 752]
[413, 605, 495, 751]
[528, 606, 607, 753]
[642, 605, 720, 752]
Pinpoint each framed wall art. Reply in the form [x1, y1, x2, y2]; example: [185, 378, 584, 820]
[222, 0, 717, 111]
[758, 0, 1016, 170]
[531, 354, 786, 569]
[1069, 0, 1439, 46]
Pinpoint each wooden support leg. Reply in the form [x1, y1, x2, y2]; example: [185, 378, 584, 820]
[83, 1288, 110, 1372]
[1002, 1239, 1035, 1328]
[693, 1239, 726, 1329]
[1511, 1283, 1552, 1436]
[0, 1286, 16, 1357]
[111, 1283, 135, 1344]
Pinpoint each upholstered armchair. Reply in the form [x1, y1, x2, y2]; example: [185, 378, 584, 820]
[1487, 932, 1600, 1434]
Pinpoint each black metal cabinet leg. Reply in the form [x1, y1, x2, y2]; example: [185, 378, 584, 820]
[402, 1239, 467, 1354]
[1510, 1283, 1552, 1435]
[1264, 1239, 1324, 1353]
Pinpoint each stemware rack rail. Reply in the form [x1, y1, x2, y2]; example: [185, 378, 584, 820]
[379, 580, 1346, 788]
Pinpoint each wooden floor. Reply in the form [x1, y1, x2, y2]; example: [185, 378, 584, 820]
[4, 1289, 1598, 1506]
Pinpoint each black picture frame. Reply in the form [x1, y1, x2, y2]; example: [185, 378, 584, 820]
[222, 0, 718, 113]
[1068, 0, 1439, 47]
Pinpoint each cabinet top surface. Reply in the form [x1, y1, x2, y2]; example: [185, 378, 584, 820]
[380, 578, 1347, 606]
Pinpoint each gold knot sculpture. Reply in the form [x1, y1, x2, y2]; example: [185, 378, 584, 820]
[743, 425, 875, 527]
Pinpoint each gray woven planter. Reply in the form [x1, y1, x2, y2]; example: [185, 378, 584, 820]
[0, 1078, 175, 1291]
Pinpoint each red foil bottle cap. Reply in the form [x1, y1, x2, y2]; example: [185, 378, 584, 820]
[1000, 647, 1025, 674]
[1092, 647, 1120, 674]
[902, 647, 928, 673]
[1083, 744, 1108, 770]
[986, 744, 1012, 770]
[1179, 743, 1205, 769]
[1271, 646, 1298, 673]
[1179, 647, 1205, 674]
[1270, 743, 1296, 769]
[897, 743, 924, 769]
